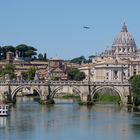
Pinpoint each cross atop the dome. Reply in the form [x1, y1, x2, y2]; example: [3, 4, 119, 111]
[121, 22, 128, 32]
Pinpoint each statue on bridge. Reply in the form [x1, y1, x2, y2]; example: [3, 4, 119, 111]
[34, 70, 40, 81]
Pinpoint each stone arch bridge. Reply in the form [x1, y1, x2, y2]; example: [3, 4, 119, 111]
[0, 81, 131, 105]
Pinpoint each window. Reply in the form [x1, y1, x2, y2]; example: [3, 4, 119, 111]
[106, 72, 109, 76]
[114, 70, 118, 79]
[114, 70, 118, 75]
[133, 71, 136, 75]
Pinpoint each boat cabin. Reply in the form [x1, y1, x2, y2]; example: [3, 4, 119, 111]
[0, 104, 9, 116]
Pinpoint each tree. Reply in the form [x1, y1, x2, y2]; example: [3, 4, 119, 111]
[129, 75, 140, 106]
[0, 63, 16, 80]
[25, 50, 37, 57]
[1, 46, 15, 59]
[88, 55, 96, 63]
[21, 71, 28, 80]
[67, 68, 85, 81]
[16, 44, 28, 56]
[88, 55, 96, 59]
[74, 71, 85, 81]
[43, 53, 47, 61]
[0, 46, 2, 60]
[16, 44, 37, 58]
[38, 53, 44, 61]
[70, 56, 86, 64]
[28, 67, 36, 80]
[38, 53, 47, 61]
[21, 67, 36, 80]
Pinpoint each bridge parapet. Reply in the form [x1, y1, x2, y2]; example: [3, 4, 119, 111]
[0, 80, 130, 86]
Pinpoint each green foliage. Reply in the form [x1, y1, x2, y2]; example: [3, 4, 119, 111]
[44, 53, 47, 61]
[88, 55, 95, 63]
[0, 46, 2, 60]
[21, 67, 36, 80]
[25, 50, 37, 57]
[61, 94, 80, 99]
[16, 44, 37, 58]
[38, 53, 47, 61]
[38, 53, 44, 60]
[2, 45, 15, 52]
[0, 44, 37, 59]
[129, 75, 140, 106]
[67, 68, 85, 81]
[70, 56, 86, 64]
[1, 46, 15, 59]
[88, 55, 96, 59]
[94, 94, 120, 103]
[21, 71, 28, 80]
[0, 63, 16, 79]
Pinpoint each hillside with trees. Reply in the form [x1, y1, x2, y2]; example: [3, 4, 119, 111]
[0, 44, 47, 61]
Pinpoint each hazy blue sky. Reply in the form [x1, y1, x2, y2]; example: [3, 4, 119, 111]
[0, 0, 140, 59]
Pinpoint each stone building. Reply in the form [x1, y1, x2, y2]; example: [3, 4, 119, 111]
[0, 52, 48, 80]
[47, 56, 67, 80]
[80, 23, 140, 82]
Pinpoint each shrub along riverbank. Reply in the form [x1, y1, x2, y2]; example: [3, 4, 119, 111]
[55, 94, 80, 99]
[94, 94, 121, 103]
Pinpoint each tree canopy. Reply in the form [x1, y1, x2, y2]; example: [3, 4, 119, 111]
[67, 68, 85, 81]
[0, 63, 16, 80]
[0, 44, 37, 59]
[70, 55, 95, 64]
[70, 56, 86, 64]
[16, 44, 37, 58]
[21, 67, 36, 80]
[129, 75, 140, 106]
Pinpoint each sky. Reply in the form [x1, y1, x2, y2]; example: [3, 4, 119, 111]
[0, 0, 140, 60]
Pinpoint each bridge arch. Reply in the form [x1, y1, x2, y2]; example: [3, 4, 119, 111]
[51, 86, 81, 99]
[11, 86, 41, 100]
[91, 86, 123, 102]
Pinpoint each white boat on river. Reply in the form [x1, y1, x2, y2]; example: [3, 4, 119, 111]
[0, 104, 9, 116]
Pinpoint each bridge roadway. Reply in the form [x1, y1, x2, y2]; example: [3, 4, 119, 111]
[0, 80, 131, 105]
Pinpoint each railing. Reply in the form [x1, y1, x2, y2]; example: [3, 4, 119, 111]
[0, 80, 130, 86]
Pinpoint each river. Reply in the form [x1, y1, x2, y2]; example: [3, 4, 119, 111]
[0, 97, 140, 140]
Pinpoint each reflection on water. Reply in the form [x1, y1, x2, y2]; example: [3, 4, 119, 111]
[0, 117, 7, 128]
[0, 97, 140, 140]
[54, 98, 78, 104]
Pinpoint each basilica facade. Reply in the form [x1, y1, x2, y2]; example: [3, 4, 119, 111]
[80, 23, 140, 82]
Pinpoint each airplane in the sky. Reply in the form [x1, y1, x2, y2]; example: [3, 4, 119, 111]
[83, 26, 90, 29]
